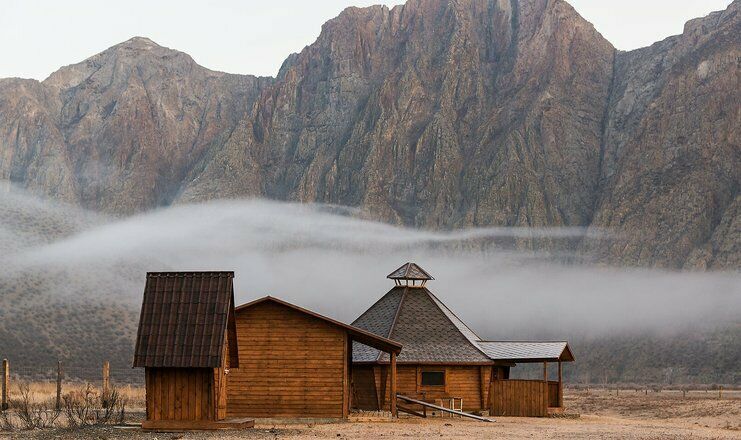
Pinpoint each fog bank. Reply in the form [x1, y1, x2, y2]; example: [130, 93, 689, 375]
[2, 189, 739, 339]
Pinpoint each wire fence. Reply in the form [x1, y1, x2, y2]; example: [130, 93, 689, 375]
[2, 360, 143, 388]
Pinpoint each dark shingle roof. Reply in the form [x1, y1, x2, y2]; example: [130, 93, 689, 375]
[352, 286, 490, 363]
[387, 263, 434, 280]
[133, 271, 238, 368]
[352, 285, 575, 364]
[477, 342, 575, 362]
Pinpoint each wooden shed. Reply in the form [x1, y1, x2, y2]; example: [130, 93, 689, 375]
[351, 263, 575, 417]
[227, 296, 402, 419]
[133, 271, 253, 430]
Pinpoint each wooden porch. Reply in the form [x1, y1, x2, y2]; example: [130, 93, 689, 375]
[489, 361, 565, 417]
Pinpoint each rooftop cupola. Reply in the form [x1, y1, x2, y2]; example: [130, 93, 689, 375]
[387, 262, 434, 287]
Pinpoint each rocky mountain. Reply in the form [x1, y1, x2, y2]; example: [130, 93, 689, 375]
[0, 0, 738, 269]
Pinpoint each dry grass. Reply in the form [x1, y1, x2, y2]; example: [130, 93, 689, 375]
[2, 387, 739, 439]
[6, 381, 145, 409]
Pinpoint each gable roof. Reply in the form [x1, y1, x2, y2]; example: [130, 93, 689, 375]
[352, 286, 490, 363]
[387, 262, 434, 280]
[235, 296, 402, 355]
[352, 286, 575, 364]
[133, 271, 239, 368]
[477, 341, 575, 362]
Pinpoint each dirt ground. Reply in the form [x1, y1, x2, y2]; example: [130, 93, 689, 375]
[2, 389, 739, 439]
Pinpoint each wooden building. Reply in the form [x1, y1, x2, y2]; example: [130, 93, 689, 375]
[133, 271, 253, 430]
[351, 263, 574, 417]
[228, 296, 402, 419]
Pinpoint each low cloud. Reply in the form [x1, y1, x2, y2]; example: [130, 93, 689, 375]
[2, 189, 739, 340]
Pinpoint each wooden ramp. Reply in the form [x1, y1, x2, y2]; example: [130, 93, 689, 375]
[395, 395, 494, 422]
[141, 418, 255, 431]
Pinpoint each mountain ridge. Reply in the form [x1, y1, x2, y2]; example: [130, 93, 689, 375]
[0, 0, 738, 269]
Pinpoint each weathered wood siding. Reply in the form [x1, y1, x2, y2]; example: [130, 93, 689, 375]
[353, 365, 487, 412]
[489, 379, 548, 417]
[145, 368, 215, 422]
[228, 302, 347, 418]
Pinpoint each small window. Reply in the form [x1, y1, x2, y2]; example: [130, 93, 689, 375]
[421, 371, 445, 386]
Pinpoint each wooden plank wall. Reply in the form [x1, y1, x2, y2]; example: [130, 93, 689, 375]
[228, 302, 346, 418]
[145, 368, 215, 421]
[489, 379, 547, 417]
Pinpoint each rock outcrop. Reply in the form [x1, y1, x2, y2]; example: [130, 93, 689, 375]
[0, 0, 738, 269]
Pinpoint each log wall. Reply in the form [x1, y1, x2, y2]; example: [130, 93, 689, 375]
[228, 301, 347, 418]
[352, 365, 488, 412]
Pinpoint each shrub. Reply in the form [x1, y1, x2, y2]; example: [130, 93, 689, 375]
[12, 382, 60, 430]
[63, 383, 127, 427]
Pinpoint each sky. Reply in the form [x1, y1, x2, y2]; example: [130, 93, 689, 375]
[0, 0, 733, 80]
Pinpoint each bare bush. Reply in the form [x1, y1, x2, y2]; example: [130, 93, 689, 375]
[63, 384, 127, 427]
[12, 382, 60, 430]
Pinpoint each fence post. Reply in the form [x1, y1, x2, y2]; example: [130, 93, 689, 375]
[102, 360, 110, 395]
[56, 360, 63, 411]
[719, 386, 723, 399]
[1, 359, 8, 411]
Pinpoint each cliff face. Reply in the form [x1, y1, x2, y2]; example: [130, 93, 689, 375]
[183, 0, 615, 231]
[0, 37, 271, 213]
[585, 3, 740, 269]
[0, 0, 738, 268]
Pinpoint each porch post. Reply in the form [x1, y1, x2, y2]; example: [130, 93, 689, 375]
[390, 352, 398, 417]
[558, 361, 563, 408]
[543, 361, 549, 410]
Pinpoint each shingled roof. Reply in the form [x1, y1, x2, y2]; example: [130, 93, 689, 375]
[387, 263, 434, 280]
[352, 286, 490, 363]
[477, 341, 574, 362]
[352, 284, 575, 364]
[133, 271, 239, 368]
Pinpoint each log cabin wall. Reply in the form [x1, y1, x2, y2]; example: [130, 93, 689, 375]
[145, 368, 216, 422]
[228, 301, 347, 418]
[352, 365, 491, 412]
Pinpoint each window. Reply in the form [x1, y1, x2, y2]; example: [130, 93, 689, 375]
[421, 371, 445, 386]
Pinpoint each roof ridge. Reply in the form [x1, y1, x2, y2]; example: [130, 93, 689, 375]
[378, 286, 407, 362]
[350, 288, 399, 327]
[423, 288, 492, 360]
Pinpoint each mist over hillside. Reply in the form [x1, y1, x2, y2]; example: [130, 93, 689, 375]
[1, 187, 738, 383]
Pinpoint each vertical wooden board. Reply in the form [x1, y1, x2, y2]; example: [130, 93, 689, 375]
[156, 371, 162, 420]
[194, 369, 201, 421]
[174, 370, 183, 420]
[158, 370, 165, 420]
[167, 370, 176, 420]
[201, 370, 209, 421]
[190, 368, 197, 420]
[145, 369, 152, 420]
[183, 369, 191, 420]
